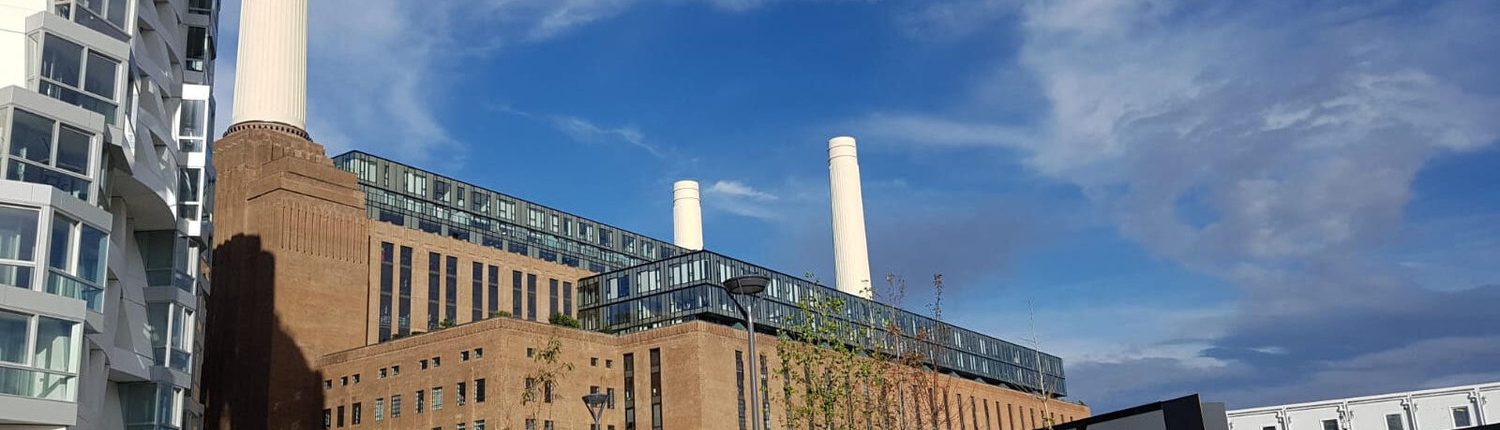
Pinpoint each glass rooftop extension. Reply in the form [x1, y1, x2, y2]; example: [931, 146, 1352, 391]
[577, 250, 1069, 397]
[332, 151, 682, 273]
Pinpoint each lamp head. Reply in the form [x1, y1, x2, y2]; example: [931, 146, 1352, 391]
[723, 275, 770, 295]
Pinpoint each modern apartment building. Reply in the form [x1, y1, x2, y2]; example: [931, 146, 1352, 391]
[1227, 382, 1499, 430]
[0, 0, 219, 428]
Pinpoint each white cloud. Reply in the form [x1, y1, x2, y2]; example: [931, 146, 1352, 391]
[702, 180, 784, 220]
[844, 113, 1035, 149]
[549, 116, 661, 157]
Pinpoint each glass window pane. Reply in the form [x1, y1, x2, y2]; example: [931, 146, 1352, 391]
[179, 100, 205, 138]
[9, 109, 55, 165]
[42, 35, 83, 87]
[55, 125, 91, 175]
[77, 223, 105, 283]
[0, 205, 39, 262]
[147, 303, 168, 348]
[0, 310, 27, 364]
[105, 0, 127, 28]
[33, 316, 75, 372]
[84, 52, 118, 99]
[49, 215, 76, 271]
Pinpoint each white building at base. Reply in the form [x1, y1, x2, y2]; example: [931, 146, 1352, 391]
[1228, 382, 1499, 430]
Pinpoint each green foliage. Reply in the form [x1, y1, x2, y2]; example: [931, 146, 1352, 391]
[491, 310, 513, 318]
[548, 313, 581, 328]
[519, 334, 575, 423]
[439, 319, 456, 328]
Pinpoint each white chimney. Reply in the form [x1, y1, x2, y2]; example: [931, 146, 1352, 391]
[673, 180, 704, 251]
[230, 0, 308, 131]
[828, 136, 872, 298]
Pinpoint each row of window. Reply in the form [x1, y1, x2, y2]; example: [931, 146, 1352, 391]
[328, 378, 487, 427]
[0, 204, 107, 310]
[377, 241, 578, 342]
[1286, 407, 1476, 430]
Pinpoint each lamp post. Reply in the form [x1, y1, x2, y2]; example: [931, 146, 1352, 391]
[723, 275, 770, 430]
[583, 392, 609, 429]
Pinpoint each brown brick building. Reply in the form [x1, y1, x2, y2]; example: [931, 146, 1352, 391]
[204, 127, 1087, 430]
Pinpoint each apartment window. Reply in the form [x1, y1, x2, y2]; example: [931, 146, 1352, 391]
[391, 394, 402, 417]
[375, 398, 384, 421]
[379, 368, 387, 378]
[545, 421, 555, 430]
[498, 200, 515, 220]
[544, 381, 554, 403]
[475, 420, 486, 430]
[650, 348, 662, 430]
[340, 376, 348, 386]
[512, 271, 523, 317]
[188, 0, 212, 14]
[435, 180, 451, 202]
[179, 99, 207, 146]
[399, 247, 413, 336]
[1386, 414, 1403, 430]
[186, 26, 210, 72]
[353, 374, 360, 384]
[336, 405, 345, 427]
[6, 108, 96, 201]
[433, 356, 441, 367]
[527, 274, 537, 321]
[1322, 419, 1339, 430]
[416, 389, 425, 413]
[458, 424, 466, 430]
[528, 209, 544, 228]
[475, 378, 486, 402]
[457, 382, 467, 405]
[0, 310, 79, 401]
[55, 0, 130, 32]
[563, 282, 573, 316]
[46, 214, 106, 310]
[527, 348, 535, 358]
[352, 402, 362, 425]
[433, 386, 444, 410]
[549, 279, 559, 317]
[606, 359, 613, 368]
[475, 348, 483, 358]
[759, 355, 769, 430]
[37, 34, 120, 124]
[1453, 407, 1472, 428]
[420, 359, 428, 370]
[461, 351, 470, 361]
[379, 243, 393, 341]
[624, 353, 636, 430]
[473, 192, 489, 213]
[445, 256, 459, 323]
[404, 172, 427, 195]
[323, 409, 331, 429]
[608, 388, 616, 409]
[0, 205, 39, 291]
[526, 419, 537, 430]
[392, 365, 400, 375]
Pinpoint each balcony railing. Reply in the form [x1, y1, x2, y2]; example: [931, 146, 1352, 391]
[152, 347, 192, 373]
[46, 271, 103, 312]
[0, 364, 77, 401]
[146, 269, 194, 294]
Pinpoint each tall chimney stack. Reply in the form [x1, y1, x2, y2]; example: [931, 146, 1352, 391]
[229, 0, 308, 134]
[828, 136, 873, 298]
[673, 180, 704, 251]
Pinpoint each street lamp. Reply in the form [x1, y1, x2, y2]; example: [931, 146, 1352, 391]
[583, 392, 609, 429]
[723, 275, 770, 430]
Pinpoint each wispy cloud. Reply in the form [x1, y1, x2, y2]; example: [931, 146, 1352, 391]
[845, 113, 1035, 149]
[702, 180, 783, 220]
[890, 0, 1500, 410]
[495, 105, 665, 157]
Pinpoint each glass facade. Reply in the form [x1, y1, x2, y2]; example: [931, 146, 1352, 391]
[578, 250, 1069, 396]
[331, 151, 680, 273]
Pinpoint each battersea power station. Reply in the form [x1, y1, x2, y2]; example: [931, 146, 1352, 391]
[199, 0, 1090, 429]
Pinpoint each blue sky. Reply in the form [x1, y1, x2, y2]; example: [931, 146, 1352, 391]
[213, 0, 1500, 411]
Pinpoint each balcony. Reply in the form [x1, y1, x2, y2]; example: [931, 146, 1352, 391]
[145, 269, 194, 294]
[45, 271, 103, 312]
[0, 364, 76, 401]
[151, 347, 192, 374]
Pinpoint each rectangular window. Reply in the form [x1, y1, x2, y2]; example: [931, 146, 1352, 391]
[391, 394, 402, 418]
[650, 348, 662, 430]
[549, 279, 559, 317]
[1322, 419, 1338, 430]
[185, 26, 209, 72]
[399, 247, 413, 336]
[179, 99, 207, 140]
[759, 355, 769, 430]
[7, 108, 95, 201]
[527, 274, 537, 321]
[0, 205, 39, 291]
[1453, 407, 1472, 428]
[563, 282, 573, 316]
[736, 350, 746, 430]
[336, 405, 345, 427]
[45, 214, 106, 309]
[416, 389, 425, 413]
[428, 253, 441, 330]
[352, 402, 362, 425]
[379, 242, 393, 341]
[457, 382, 466, 406]
[472, 262, 483, 321]
[446, 256, 458, 323]
[624, 353, 636, 430]
[39, 34, 119, 124]
[435, 180, 450, 202]
[487, 265, 499, 316]
[475, 378, 486, 403]
[512, 271, 523, 317]
[374, 398, 383, 421]
[1386, 414, 1403, 430]
[433, 387, 444, 410]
